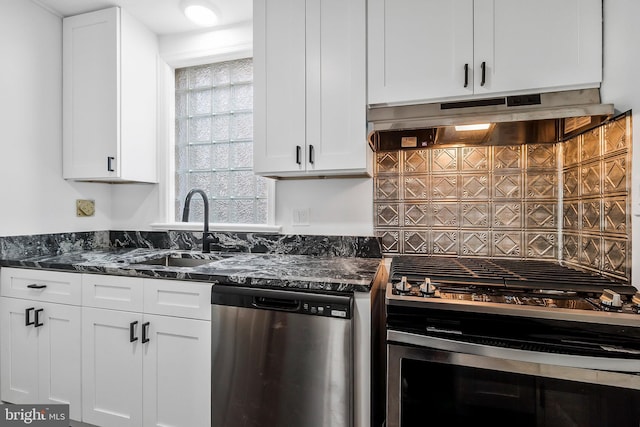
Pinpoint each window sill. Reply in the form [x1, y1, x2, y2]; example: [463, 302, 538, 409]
[150, 222, 282, 233]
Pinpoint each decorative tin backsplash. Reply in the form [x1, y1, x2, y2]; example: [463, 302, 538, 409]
[374, 112, 631, 282]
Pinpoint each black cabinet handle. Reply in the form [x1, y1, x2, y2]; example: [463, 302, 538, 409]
[25, 307, 35, 326]
[464, 63, 469, 88]
[107, 156, 115, 172]
[142, 322, 150, 343]
[309, 144, 315, 165]
[129, 321, 138, 342]
[27, 284, 47, 289]
[480, 61, 486, 86]
[295, 146, 302, 165]
[34, 308, 44, 328]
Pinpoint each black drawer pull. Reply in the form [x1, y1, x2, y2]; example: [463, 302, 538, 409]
[464, 63, 469, 88]
[107, 156, 115, 172]
[295, 146, 302, 165]
[34, 308, 44, 327]
[27, 284, 47, 289]
[142, 322, 150, 343]
[130, 321, 139, 342]
[480, 61, 486, 86]
[25, 307, 35, 326]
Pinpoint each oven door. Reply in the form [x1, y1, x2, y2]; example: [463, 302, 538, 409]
[387, 331, 640, 427]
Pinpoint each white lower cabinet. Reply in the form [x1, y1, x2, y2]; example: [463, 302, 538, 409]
[0, 268, 82, 420]
[1, 268, 211, 427]
[82, 277, 211, 427]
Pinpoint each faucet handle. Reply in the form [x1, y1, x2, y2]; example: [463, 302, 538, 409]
[202, 232, 216, 253]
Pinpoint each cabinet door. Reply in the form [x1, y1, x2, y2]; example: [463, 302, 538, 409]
[37, 302, 82, 421]
[63, 7, 119, 180]
[368, 0, 474, 105]
[142, 314, 211, 427]
[253, 0, 307, 175]
[82, 307, 143, 427]
[306, 0, 370, 174]
[473, 0, 602, 95]
[0, 297, 40, 404]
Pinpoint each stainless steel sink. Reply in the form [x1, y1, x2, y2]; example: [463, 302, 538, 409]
[132, 254, 228, 268]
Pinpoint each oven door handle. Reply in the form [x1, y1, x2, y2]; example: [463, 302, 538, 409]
[387, 329, 640, 373]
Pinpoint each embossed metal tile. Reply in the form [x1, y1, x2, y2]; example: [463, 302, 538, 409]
[525, 203, 556, 229]
[404, 176, 429, 199]
[603, 198, 627, 233]
[527, 144, 556, 169]
[376, 204, 400, 227]
[581, 163, 601, 196]
[462, 232, 489, 256]
[604, 116, 627, 154]
[403, 230, 429, 254]
[432, 175, 458, 199]
[604, 156, 627, 194]
[376, 177, 399, 200]
[581, 236, 601, 267]
[525, 173, 557, 198]
[493, 203, 521, 227]
[526, 233, 556, 259]
[562, 202, 579, 229]
[431, 148, 458, 171]
[494, 146, 522, 169]
[493, 232, 521, 257]
[461, 174, 489, 198]
[433, 231, 459, 255]
[582, 128, 601, 161]
[493, 173, 522, 198]
[404, 150, 429, 173]
[461, 147, 488, 170]
[563, 168, 579, 198]
[603, 238, 627, 277]
[462, 203, 489, 228]
[563, 136, 580, 166]
[404, 204, 429, 227]
[376, 151, 400, 174]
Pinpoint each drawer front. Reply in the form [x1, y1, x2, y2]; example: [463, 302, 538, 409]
[0, 267, 82, 305]
[144, 279, 211, 320]
[82, 274, 144, 312]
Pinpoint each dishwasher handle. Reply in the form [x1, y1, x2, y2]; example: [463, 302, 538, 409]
[253, 296, 300, 311]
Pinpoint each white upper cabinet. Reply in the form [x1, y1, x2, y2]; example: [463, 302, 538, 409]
[63, 7, 158, 183]
[368, 0, 603, 106]
[253, 0, 372, 178]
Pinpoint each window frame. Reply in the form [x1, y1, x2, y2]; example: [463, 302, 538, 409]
[151, 50, 279, 233]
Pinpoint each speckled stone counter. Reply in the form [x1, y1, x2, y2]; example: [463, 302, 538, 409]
[0, 234, 384, 293]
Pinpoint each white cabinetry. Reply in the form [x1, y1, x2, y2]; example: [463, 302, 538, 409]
[62, 6, 158, 183]
[81, 275, 211, 427]
[0, 268, 82, 420]
[368, 0, 603, 105]
[253, 0, 371, 178]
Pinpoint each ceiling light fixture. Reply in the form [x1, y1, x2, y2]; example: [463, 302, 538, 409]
[180, 0, 219, 27]
[454, 123, 491, 132]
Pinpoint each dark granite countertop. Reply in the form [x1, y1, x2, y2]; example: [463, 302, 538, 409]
[0, 248, 384, 293]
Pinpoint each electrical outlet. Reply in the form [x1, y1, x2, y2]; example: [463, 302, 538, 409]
[76, 199, 95, 217]
[292, 208, 310, 226]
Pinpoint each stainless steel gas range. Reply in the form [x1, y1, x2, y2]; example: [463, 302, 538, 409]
[385, 256, 640, 427]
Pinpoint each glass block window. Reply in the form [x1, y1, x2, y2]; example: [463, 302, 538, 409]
[175, 58, 269, 224]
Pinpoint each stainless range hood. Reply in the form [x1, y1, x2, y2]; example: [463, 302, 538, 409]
[367, 89, 615, 149]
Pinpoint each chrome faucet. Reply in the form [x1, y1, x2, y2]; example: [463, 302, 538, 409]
[182, 188, 215, 253]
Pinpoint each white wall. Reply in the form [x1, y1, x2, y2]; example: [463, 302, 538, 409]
[600, 0, 640, 288]
[0, 0, 112, 236]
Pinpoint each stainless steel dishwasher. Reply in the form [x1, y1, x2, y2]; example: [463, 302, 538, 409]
[211, 285, 354, 427]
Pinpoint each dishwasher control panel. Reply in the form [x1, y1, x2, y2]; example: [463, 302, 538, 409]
[302, 302, 350, 319]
